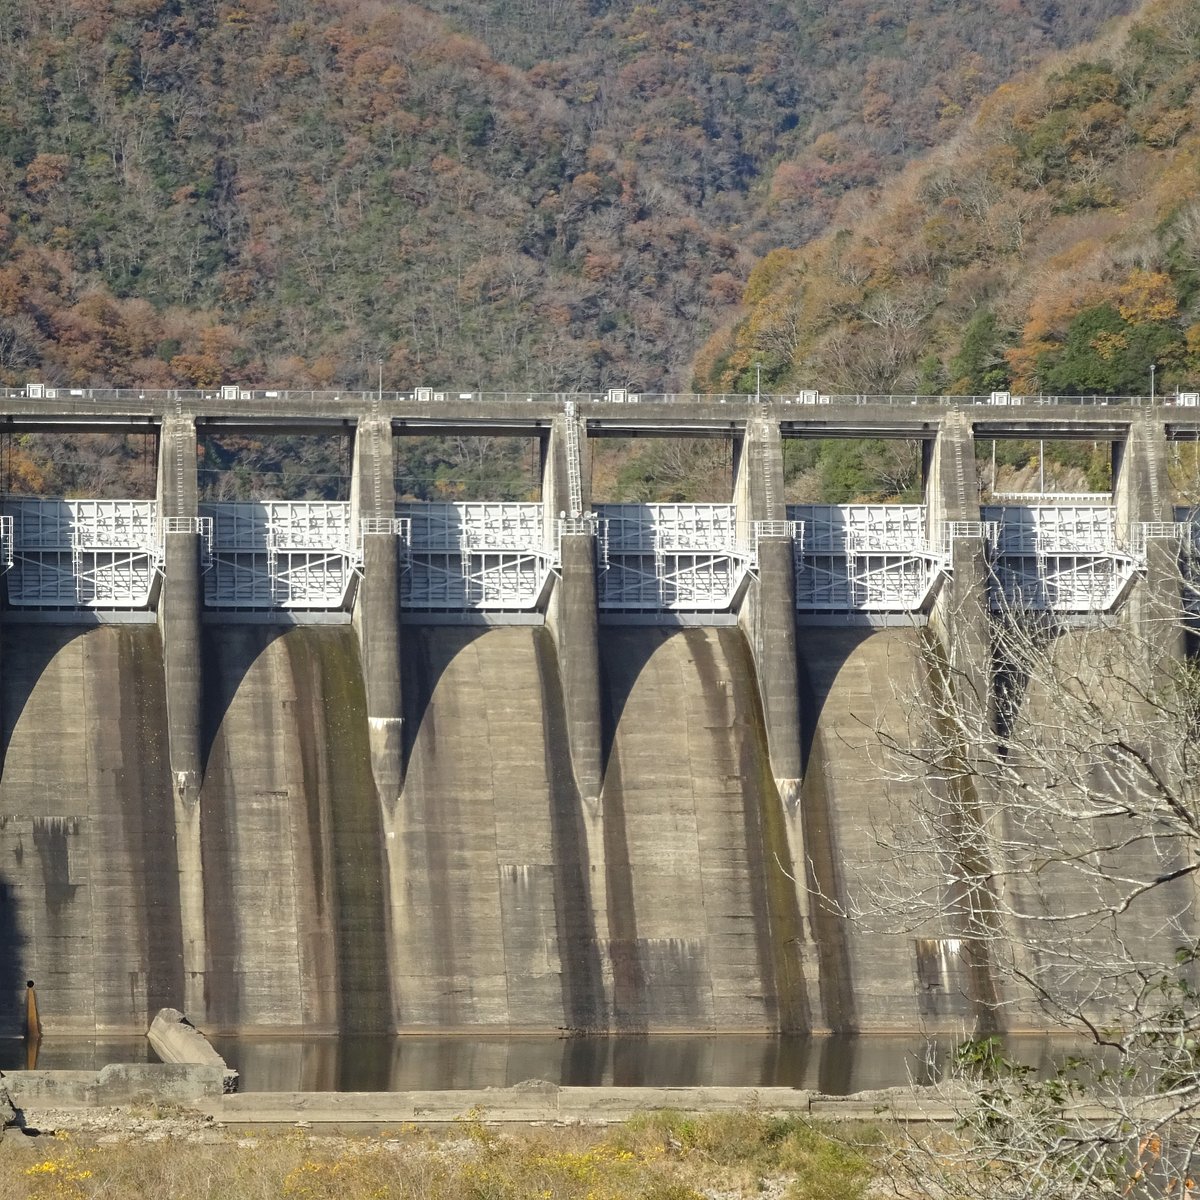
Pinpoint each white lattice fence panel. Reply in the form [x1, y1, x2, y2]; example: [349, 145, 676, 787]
[788, 504, 940, 612]
[4, 499, 160, 608]
[201, 501, 356, 609]
[982, 505, 1133, 612]
[396, 502, 550, 610]
[594, 504, 747, 611]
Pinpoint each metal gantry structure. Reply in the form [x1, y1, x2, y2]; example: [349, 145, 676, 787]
[0, 494, 1187, 618]
[593, 503, 752, 612]
[397, 502, 553, 611]
[4, 499, 161, 608]
[201, 502, 358, 609]
[788, 505, 943, 612]
[981, 503, 1137, 612]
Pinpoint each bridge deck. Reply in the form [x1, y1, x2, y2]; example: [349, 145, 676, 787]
[0, 387, 1194, 438]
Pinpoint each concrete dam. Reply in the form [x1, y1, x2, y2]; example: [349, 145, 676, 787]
[0, 386, 1194, 1038]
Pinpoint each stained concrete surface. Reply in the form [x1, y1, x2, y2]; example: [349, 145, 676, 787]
[390, 625, 579, 1029]
[796, 627, 970, 1033]
[199, 625, 388, 1034]
[598, 627, 806, 1032]
[0, 626, 180, 1035]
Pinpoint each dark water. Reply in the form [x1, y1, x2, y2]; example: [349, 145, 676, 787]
[0, 1034, 1084, 1094]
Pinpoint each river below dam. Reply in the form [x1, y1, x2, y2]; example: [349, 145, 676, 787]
[0, 1033, 1084, 1094]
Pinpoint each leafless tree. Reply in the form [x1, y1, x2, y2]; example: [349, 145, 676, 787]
[849, 561, 1200, 1198]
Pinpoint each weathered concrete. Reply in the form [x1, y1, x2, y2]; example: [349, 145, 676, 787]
[0, 626, 181, 1036]
[190, 1082, 1022, 1127]
[156, 415, 208, 1022]
[540, 413, 613, 1030]
[4, 1064, 227, 1108]
[0, 385, 1190, 443]
[3, 398, 1197, 1041]
[796, 628, 974, 1033]
[924, 411, 1007, 1030]
[1005, 623, 1196, 1023]
[733, 416, 804, 802]
[542, 412, 605, 804]
[349, 416, 406, 814]
[147, 1008, 238, 1092]
[599, 627, 809, 1032]
[199, 626, 389, 1034]
[1114, 412, 1186, 660]
[389, 626, 602, 1029]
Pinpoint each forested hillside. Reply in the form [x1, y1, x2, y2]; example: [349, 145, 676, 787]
[698, 0, 1200, 401]
[0, 0, 1133, 399]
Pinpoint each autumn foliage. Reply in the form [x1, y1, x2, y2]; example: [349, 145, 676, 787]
[0, 0, 1137, 396]
[698, 0, 1200, 398]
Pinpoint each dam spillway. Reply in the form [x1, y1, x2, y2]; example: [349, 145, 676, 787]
[0, 386, 1195, 1038]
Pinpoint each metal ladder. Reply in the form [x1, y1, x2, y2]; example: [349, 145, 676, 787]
[750, 417, 783, 568]
[1143, 414, 1164, 520]
[370, 408, 384, 519]
[563, 401, 583, 517]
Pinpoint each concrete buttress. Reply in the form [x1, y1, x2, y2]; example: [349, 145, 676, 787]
[1114, 413, 1185, 660]
[155, 414, 207, 1021]
[349, 416, 405, 811]
[541, 411, 613, 1028]
[924, 410, 1006, 1030]
[732, 417, 803, 798]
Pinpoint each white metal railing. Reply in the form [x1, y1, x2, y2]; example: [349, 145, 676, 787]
[359, 516, 408, 537]
[558, 515, 596, 537]
[4, 499, 161, 608]
[162, 516, 207, 535]
[989, 492, 1113, 504]
[5, 382, 1192, 413]
[751, 519, 801, 540]
[1135, 521, 1190, 545]
[161, 515, 214, 571]
[594, 503, 750, 611]
[941, 520, 1000, 546]
[788, 504, 944, 612]
[398, 501, 551, 610]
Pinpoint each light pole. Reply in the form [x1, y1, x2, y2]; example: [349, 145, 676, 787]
[755, 362, 762, 400]
[1150, 363, 1156, 403]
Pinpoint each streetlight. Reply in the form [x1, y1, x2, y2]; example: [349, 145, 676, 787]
[755, 362, 762, 400]
[1150, 363, 1156, 403]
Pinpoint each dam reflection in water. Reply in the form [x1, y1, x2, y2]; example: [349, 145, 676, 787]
[0, 1034, 1081, 1094]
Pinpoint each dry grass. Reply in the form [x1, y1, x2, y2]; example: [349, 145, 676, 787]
[0, 1111, 883, 1200]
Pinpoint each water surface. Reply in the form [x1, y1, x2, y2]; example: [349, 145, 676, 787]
[1, 1033, 1086, 1093]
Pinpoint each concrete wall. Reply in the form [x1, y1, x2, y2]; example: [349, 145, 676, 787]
[199, 625, 389, 1034]
[598, 626, 809, 1032]
[1, 408, 1191, 1040]
[387, 624, 605, 1030]
[0, 626, 181, 1035]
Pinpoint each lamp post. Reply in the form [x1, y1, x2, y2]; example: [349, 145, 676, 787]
[755, 362, 762, 400]
[1150, 363, 1156, 404]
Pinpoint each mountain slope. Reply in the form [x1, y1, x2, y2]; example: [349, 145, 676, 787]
[696, 0, 1200, 399]
[0, 0, 1135, 395]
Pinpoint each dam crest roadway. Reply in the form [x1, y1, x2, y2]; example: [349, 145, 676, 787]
[0, 383, 1195, 1042]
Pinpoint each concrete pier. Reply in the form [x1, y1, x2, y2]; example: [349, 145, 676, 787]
[541, 411, 613, 1030]
[155, 415, 207, 1023]
[1114, 412, 1185, 658]
[349, 415, 405, 811]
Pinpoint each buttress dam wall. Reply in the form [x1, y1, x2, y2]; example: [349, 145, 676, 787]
[0, 392, 1192, 1038]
